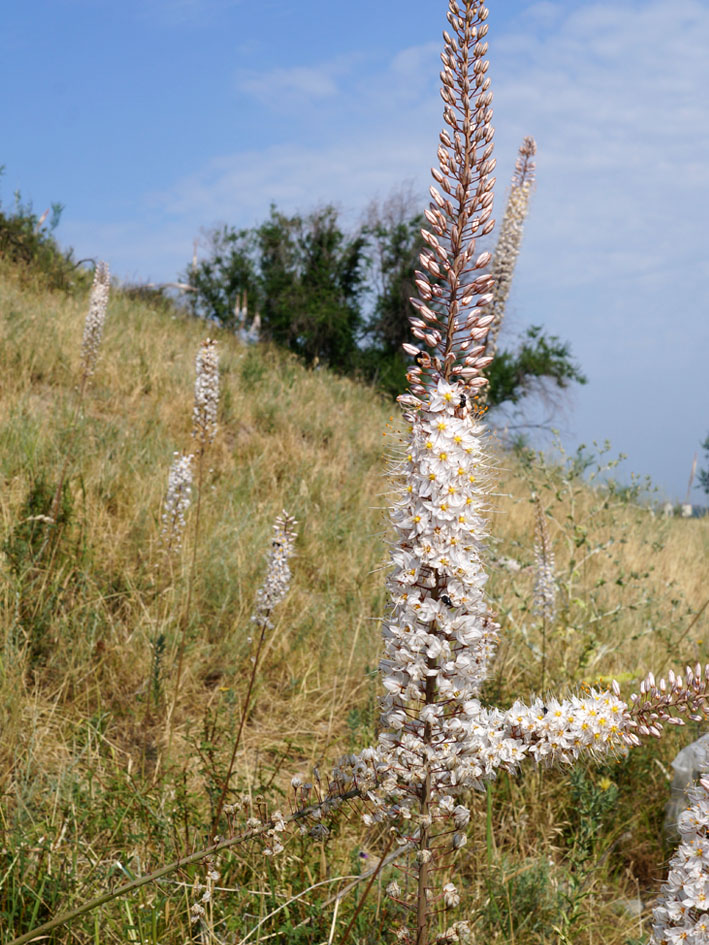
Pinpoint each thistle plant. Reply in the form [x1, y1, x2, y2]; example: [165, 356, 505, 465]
[484, 135, 536, 366]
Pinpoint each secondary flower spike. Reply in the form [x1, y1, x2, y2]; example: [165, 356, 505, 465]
[533, 497, 556, 624]
[251, 512, 298, 633]
[161, 452, 194, 554]
[650, 749, 709, 944]
[192, 338, 219, 449]
[80, 261, 110, 385]
[484, 135, 536, 364]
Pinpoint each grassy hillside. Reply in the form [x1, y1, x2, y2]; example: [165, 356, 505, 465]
[1, 262, 707, 944]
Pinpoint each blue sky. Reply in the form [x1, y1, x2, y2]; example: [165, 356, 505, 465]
[3, 0, 708, 501]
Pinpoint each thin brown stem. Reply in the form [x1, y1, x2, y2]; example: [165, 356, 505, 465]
[416, 665, 437, 945]
[7, 788, 363, 945]
[337, 833, 395, 945]
[168, 446, 205, 738]
[211, 614, 271, 835]
[658, 597, 709, 674]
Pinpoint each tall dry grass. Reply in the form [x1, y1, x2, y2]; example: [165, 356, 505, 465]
[1, 258, 708, 943]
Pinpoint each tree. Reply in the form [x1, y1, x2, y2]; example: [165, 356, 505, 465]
[187, 205, 367, 372]
[186, 225, 259, 330]
[185, 194, 587, 412]
[358, 188, 430, 395]
[697, 433, 709, 497]
[0, 167, 84, 291]
[485, 324, 587, 408]
[256, 205, 366, 368]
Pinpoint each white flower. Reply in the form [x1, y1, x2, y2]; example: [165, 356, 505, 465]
[80, 261, 110, 383]
[443, 882, 460, 908]
[650, 752, 709, 944]
[251, 512, 298, 632]
[192, 338, 219, 447]
[161, 452, 193, 553]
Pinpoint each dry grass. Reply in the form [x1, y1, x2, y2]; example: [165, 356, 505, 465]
[1, 261, 708, 943]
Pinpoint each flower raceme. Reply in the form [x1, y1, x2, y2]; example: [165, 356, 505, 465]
[379, 380, 500, 796]
[651, 752, 709, 944]
[80, 261, 110, 385]
[161, 452, 194, 554]
[484, 135, 536, 364]
[251, 512, 298, 634]
[192, 338, 219, 449]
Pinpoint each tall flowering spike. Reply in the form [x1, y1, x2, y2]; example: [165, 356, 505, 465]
[533, 497, 556, 624]
[192, 339, 219, 449]
[161, 452, 194, 554]
[651, 751, 709, 944]
[404, 1, 496, 398]
[377, 5, 500, 942]
[251, 512, 298, 632]
[484, 135, 536, 365]
[80, 261, 110, 384]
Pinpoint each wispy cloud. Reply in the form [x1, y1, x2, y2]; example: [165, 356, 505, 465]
[138, 0, 245, 28]
[64, 0, 709, 495]
[236, 63, 342, 106]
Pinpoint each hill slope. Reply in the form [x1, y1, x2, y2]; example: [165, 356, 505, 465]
[1, 263, 707, 944]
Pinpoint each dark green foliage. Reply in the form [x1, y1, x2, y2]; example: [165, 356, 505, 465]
[2, 475, 75, 663]
[256, 205, 367, 367]
[486, 325, 587, 408]
[187, 206, 367, 370]
[187, 224, 259, 329]
[3, 475, 72, 576]
[480, 854, 564, 942]
[0, 832, 78, 935]
[566, 766, 619, 870]
[357, 206, 431, 395]
[697, 433, 709, 497]
[365, 211, 424, 353]
[186, 199, 587, 413]
[0, 168, 88, 291]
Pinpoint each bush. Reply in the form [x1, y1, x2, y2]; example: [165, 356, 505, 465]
[0, 167, 89, 291]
